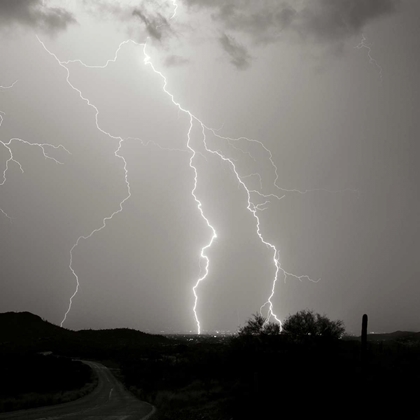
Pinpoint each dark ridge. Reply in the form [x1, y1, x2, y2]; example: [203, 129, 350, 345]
[0, 312, 168, 356]
[76, 328, 169, 348]
[0, 311, 73, 348]
[367, 331, 418, 341]
[343, 330, 420, 342]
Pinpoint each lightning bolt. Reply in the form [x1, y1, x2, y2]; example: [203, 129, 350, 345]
[140, 47, 218, 334]
[0, 80, 18, 90]
[34, 3, 324, 334]
[241, 173, 263, 191]
[356, 34, 383, 82]
[36, 37, 132, 327]
[142, 45, 319, 331]
[36, 35, 320, 333]
[169, 0, 178, 20]
[36, 35, 204, 327]
[1, 82, 71, 220]
[215, 131, 359, 197]
[124, 136, 208, 162]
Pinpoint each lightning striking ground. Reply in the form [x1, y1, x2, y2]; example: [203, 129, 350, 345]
[37, 37, 132, 327]
[36, 36, 196, 327]
[141, 47, 219, 334]
[34, 2, 320, 333]
[36, 33, 319, 333]
[36, 32, 222, 333]
[142, 45, 319, 331]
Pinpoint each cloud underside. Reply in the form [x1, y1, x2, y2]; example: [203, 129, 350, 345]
[185, 0, 400, 44]
[132, 8, 170, 41]
[0, 0, 400, 69]
[81, 0, 174, 43]
[0, 0, 76, 33]
[77, 0, 401, 69]
[219, 33, 251, 70]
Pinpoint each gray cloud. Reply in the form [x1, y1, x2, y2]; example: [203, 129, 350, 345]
[81, 1, 174, 43]
[296, 0, 401, 43]
[219, 33, 251, 70]
[0, 0, 76, 34]
[164, 54, 189, 67]
[132, 8, 168, 41]
[185, 0, 400, 45]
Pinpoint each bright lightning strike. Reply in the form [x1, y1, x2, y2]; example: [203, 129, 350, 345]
[142, 44, 318, 332]
[142, 47, 219, 334]
[63, 138, 130, 327]
[37, 34, 201, 329]
[35, 2, 321, 333]
[36, 37, 132, 327]
[169, 0, 178, 20]
[36, 33, 319, 333]
[356, 34, 383, 82]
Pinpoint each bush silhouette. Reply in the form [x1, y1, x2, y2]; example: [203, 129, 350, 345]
[237, 313, 280, 336]
[282, 309, 345, 341]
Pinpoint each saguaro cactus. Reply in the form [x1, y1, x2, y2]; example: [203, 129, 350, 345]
[361, 314, 368, 372]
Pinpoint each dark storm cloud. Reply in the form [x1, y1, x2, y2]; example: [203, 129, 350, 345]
[0, 0, 75, 34]
[132, 8, 168, 41]
[185, 0, 400, 45]
[219, 33, 251, 70]
[81, 1, 174, 43]
[296, 0, 401, 43]
[164, 54, 189, 67]
[205, 1, 298, 45]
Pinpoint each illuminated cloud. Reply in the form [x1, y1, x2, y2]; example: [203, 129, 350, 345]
[0, 0, 76, 34]
[219, 33, 251, 70]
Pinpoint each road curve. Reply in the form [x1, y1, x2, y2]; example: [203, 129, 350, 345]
[0, 361, 155, 420]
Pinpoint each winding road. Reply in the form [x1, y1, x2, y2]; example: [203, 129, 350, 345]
[0, 361, 155, 420]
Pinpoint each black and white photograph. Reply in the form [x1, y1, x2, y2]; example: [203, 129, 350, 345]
[1, 0, 419, 418]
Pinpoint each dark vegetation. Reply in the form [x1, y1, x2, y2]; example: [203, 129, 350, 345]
[0, 354, 96, 412]
[1, 311, 420, 418]
[0, 311, 164, 412]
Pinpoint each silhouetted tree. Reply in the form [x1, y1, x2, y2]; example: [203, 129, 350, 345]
[237, 313, 280, 336]
[282, 310, 345, 341]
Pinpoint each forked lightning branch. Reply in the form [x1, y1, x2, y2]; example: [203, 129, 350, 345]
[1, 2, 320, 334]
[35, 34, 318, 334]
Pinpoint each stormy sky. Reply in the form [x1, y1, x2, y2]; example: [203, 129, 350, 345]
[0, 0, 418, 334]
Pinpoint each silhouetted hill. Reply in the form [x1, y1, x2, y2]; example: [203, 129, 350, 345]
[335, 330, 420, 343]
[367, 331, 418, 342]
[0, 312, 74, 352]
[0, 312, 169, 356]
[344, 330, 420, 342]
[76, 328, 169, 349]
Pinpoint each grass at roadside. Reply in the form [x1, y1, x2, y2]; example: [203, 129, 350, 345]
[127, 381, 232, 420]
[0, 360, 98, 413]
